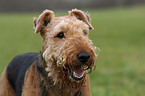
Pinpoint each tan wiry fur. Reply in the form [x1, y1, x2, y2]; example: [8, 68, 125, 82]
[0, 68, 16, 96]
[42, 17, 96, 83]
[37, 9, 95, 85]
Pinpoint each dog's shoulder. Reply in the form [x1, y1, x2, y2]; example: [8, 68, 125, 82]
[7, 53, 39, 96]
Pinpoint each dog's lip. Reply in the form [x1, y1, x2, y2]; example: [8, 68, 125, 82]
[70, 66, 84, 81]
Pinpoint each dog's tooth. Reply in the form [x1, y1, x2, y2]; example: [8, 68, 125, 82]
[73, 71, 84, 78]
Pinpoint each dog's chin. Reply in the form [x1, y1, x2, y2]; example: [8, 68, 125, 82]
[69, 66, 85, 81]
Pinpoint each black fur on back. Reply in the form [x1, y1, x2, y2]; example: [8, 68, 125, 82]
[7, 53, 39, 96]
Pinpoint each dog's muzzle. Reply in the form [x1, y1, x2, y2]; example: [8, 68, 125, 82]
[67, 51, 91, 81]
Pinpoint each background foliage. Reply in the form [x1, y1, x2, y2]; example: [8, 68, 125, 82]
[0, 0, 145, 12]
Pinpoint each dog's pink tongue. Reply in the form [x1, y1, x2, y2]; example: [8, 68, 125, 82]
[73, 66, 84, 76]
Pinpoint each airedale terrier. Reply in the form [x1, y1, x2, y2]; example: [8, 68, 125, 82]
[0, 9, 97, 96]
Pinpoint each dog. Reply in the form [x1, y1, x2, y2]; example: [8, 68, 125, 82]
[0, 9, 97, 96]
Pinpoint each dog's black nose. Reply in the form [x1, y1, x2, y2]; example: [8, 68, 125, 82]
[77, 51, 90, 63]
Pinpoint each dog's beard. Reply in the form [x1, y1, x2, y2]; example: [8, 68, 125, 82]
[42, 39, 97, 90]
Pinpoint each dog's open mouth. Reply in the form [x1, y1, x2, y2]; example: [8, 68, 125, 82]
[70, 66, 84, 81]
[64, 64, 91, 81]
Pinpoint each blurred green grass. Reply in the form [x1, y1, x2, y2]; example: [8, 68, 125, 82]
[0, 5, 145, 96]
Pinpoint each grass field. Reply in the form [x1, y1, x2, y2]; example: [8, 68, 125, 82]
[0, 5, 145, 96]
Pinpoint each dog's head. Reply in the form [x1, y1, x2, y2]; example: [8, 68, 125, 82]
[33, 9, 97, 85]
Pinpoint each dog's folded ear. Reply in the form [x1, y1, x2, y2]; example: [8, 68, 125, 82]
[69, 9, 94, 30]
[33, 10, 55, 33]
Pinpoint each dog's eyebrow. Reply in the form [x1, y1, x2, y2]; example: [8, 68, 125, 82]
[54, 20, 67, 31]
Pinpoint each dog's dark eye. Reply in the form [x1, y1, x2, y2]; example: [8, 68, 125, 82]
[56, 32, 65, 39]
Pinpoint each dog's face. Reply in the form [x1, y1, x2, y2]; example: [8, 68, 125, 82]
[33, 9, 97, 83]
